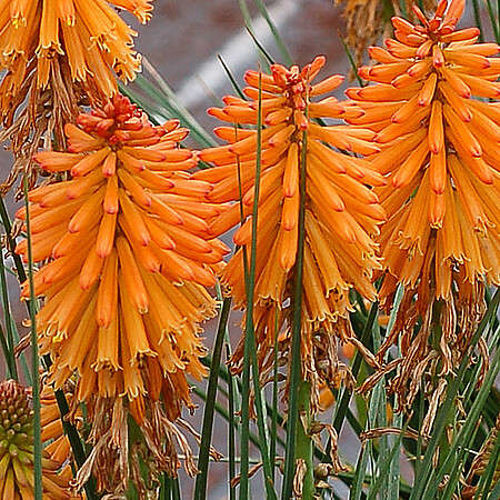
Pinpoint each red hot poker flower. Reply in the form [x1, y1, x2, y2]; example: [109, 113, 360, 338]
[195, 56, 385, 407]
[346, 0, 500, 412]
[15, 94, 228, 494]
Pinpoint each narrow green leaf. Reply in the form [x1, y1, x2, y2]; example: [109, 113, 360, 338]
[477, 422, 500, 499]
[171, 477, 181, 500]
[397, 0, 408, 18]
[485, 0, 500, 43]
[489, 477, 500, 500]
[439, 425, 480, 500]
[244, 27, 275, 65]
[338, 32, 365, 87]
[410, 289, 500, 500]
[0, 244, 17, 380]
[193, 386, 263, 450]
[367, 421, 411, 500]
[0, 197, 26, 282]
[370, 315, 391, 500]
[52, 388, 98, 499]
[351, 443, 370, 500]
[434, 325, 500, 500]
[471, 0, 485, 42]
[0, 322, 12, 378]
[160, 473, 171, 500]
[23, 177, 42, 500]
[332, 300, 379, 434]
[385, 286, 404, 500]
[226, 341, 237, 500]
[218, 55, 247, 100]
[194, 297, 232, 500]
[238, 0, 273, 70]
[498, 0, 500, 46]
[270, 308, 280, 483]
[253, 0, 293, 65]
[295, 381, 315, 498]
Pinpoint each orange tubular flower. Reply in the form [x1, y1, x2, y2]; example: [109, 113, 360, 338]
[0, 0, 153, 193]
[346, 0, 500, 408]
[195, 56, 385, 405]
[15, 95, 227, 494]
[0, 379, 80, 500]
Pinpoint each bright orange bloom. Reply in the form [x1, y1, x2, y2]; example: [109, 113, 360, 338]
[195, 56, 385, 403]
[0, 0, 153, 192]
[0, 379, 80, 499]
[0, 0, 151, 108]
[346, 0, 500, 407]
[15, 95, 227, 493]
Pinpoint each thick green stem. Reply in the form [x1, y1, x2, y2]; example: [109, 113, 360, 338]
[296, 381, 315, 499]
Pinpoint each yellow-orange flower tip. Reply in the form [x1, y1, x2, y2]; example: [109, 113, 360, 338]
[1, 0, 153, 96]
[0, 380, 78, 499]
[17, 95, 222, 426]
[109, 0, 155, 24]
[352, 0, 500, 410]
[197, 57, 384, 402]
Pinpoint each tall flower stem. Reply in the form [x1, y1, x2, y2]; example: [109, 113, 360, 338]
[194, 296, 232, 500]
[239, 71, 277, 500]
[282, 129, 310, 499]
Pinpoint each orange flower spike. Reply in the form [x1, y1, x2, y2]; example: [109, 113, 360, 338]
[196, 56, 384, 407]
[350, 0, 500, 412]
[0, 0, 155, 194]
[16, 95, 224, 494]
